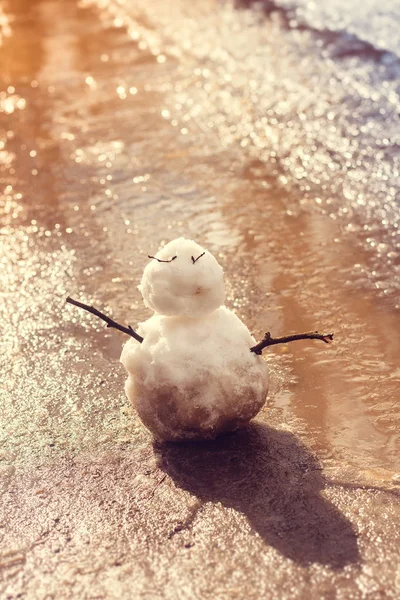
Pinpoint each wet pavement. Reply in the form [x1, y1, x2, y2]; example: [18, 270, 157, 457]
[1, 0, 399, 598]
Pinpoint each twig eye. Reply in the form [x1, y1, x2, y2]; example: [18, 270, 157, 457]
[148, 255, 177, 263]
[191, 252, 205, 264]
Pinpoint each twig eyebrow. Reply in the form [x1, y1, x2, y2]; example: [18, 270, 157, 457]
[191, 252, 205, 264]
[148, 255, 177, 263]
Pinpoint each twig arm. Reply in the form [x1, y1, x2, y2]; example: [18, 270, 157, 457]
[250, 331, 333, 355]
[66, 297, 143, 343]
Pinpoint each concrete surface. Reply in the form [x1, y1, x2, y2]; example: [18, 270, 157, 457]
[1, 1, 400, 598]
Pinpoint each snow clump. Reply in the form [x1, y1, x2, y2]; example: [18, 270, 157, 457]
[120, 238, 268, 441]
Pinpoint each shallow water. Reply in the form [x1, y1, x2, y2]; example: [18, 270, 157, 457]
[1, 0, 398, 472]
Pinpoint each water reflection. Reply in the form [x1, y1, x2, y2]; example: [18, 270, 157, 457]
[78, 0, 400, 470]
[1, 0, 399, 480]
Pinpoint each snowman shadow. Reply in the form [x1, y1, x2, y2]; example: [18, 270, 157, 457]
[156, 422, 360, 568]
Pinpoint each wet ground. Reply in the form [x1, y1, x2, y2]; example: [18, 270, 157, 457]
[1, 0, 399, 598]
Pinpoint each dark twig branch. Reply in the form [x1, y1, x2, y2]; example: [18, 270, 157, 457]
[66, 297, 143, 343]
[250, 331, 334, 355]
[66, 296, 333, 354]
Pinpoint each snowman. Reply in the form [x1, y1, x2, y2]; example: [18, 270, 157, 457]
[67, 237, 332, 442]
[120, 237, 269, 441]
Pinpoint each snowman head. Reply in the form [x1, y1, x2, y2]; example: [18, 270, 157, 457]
[139, 238, 225, 318]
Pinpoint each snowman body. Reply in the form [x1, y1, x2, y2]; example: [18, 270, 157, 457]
[120, 238, 269, 441]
